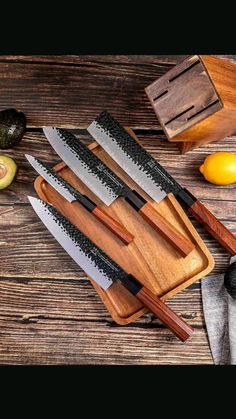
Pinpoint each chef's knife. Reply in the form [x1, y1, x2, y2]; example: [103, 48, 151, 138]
[88, 111, 236, 256]
[43, 127, 194, 257]
[25, 154, 133, 245]
[28, 196, 194, 341]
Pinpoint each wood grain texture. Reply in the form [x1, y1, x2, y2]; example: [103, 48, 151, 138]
[0, 56, 183, 129]
[188, 200, 236, 256]
[0, 55, 235, 364]
[171, 56, 236, 152]
[145, 55, 222, 139]
[136, 286, 194, 342]
[145, 55, 236, 153]
[0, 278, 212, 365]
[139, 201, 195, 257]
[92, 206, 134, 245]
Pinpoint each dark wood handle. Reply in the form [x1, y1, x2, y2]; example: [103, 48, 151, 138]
[136, 287, 194, 342]
[189, 200, 236, 256]
[92, 206, 134, 245]
[139, 202, 195, 257]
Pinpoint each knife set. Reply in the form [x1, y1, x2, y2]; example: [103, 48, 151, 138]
[28, 111, 236, 341]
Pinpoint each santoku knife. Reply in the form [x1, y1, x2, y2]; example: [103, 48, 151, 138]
[43, 127, 194, 257]
[25, 154, 133, 245]
[28, 196, 194, 341]
[88, 111, 236, 256]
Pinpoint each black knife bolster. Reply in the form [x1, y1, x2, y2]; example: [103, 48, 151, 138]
[122, 274, 142, 295]
[77, 194, 96, 212]
[125, 190, 146, 211]
[176, 188, 197, 208]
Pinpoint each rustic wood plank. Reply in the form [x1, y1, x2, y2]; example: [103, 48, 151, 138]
[0, 279, 204, 326]
[0, 278, 212, 365]
[0, 277, 212, 364]
[0, 55, 234, 66]
[0, 55, 186, 66]
[0, 57, 175, 129]
[0, 319, 212, 365]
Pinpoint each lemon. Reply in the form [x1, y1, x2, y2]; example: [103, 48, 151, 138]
[200, 152, 236, 185]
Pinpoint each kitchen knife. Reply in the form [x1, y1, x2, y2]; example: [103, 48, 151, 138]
[25, 154, 133, 245]
[88, 111, 236, 256]
[43, 127, 194, 257]
[28, 196, 194, 341]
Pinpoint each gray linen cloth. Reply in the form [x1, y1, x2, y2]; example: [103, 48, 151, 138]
[201, 271, 236, 365]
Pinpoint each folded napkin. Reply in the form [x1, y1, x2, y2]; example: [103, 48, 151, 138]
[201, 273, 236, 365]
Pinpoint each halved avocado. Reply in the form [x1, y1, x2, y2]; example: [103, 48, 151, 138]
[0, 156, 17, 190]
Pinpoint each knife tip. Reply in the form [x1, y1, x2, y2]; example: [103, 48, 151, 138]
[25, 153, 33, 162]
[27, 195, 39, 206]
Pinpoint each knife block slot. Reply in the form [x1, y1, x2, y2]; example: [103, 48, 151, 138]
[186, 99, 220, 121]
[145, 55, 236, 153]
[153, 90, 168, 102]
[169, 58, 200, 82]
[165, 105, 195, 126]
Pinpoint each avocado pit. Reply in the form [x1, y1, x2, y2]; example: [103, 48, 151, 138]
[0, 155, 17, 190]
[0, 163, 7, 179]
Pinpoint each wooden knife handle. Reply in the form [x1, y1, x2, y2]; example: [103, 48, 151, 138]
[137, 286, 194, 342]
[122, 275, 194, 342]
[188, 200, 236, 256]
[92, 206, 134, 245]
[139, 202, 195, 257]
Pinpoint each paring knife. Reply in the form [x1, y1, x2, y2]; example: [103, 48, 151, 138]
[88, 111, 236, 256]
[28, 196, 194, 341]
[25, 154, 133, 245]
[43, 127, 194, 257]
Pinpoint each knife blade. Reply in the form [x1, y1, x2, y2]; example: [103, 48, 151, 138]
[43, 127, 195, 257]
[28, 196, 194, 341]
[88, 111, 236, 256]
[25, 154, 133, 245]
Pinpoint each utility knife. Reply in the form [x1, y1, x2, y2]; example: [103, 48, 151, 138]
[43, 127, 194, 257]
[88, 111, 236, 256]
[28, 196, 194, 341]
[26, 154, 133, 245]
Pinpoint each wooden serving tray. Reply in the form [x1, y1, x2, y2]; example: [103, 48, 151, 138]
[34, 133, 214, 325]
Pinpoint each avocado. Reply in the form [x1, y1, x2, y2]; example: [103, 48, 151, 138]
[0, 155, 17, 190]
[0, 108, 26, 149]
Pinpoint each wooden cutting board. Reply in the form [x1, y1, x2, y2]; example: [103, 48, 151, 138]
[34, 131, 214, 325]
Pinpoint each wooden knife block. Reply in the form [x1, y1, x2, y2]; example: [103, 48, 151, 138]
[145, 55, 236, 153]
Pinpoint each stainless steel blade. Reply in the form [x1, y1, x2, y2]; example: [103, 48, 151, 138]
[88, 121, 167, 203]
[28, 196, 115, 290]
[25, 154, 79, 203]
[88, 112, 181, 203]
[43, 127, 120, 206]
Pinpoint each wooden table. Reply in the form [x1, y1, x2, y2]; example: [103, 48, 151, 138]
[0, 55, 235, 365]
